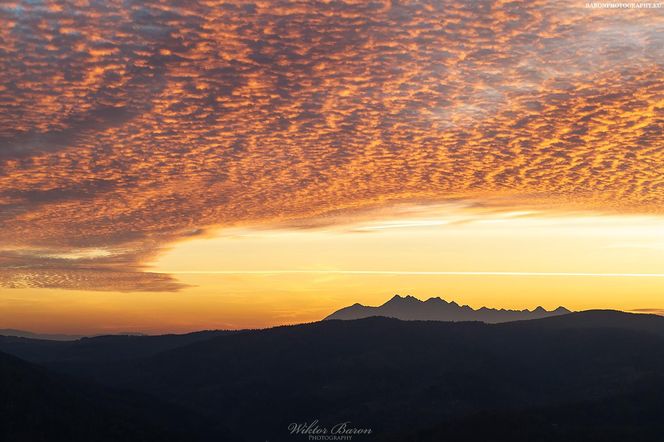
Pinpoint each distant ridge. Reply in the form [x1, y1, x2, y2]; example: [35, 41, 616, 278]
[0, 329, 146, 341]
[324, 294, 571, 323]
[0, 329, 87, 341]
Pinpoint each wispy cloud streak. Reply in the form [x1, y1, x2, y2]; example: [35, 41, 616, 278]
[165, 270, 664, 278]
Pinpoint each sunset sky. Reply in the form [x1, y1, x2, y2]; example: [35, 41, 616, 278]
[1, 0, 663, 334]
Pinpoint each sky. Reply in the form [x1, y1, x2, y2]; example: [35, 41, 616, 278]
[0, 0, 663, 333]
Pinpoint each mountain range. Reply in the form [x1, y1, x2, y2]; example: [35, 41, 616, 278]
[325, 294, 571, 322]
[2, 309, 664, 441]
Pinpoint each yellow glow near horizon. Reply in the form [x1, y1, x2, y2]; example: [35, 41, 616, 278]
[2, 207, 664, 334]
[153, 208, 664, 276]
[1, 0, 663, 335]
[2, 268, 664, 335]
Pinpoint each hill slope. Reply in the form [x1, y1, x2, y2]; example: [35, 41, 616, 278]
[45, 311, 664, 441]
[3, 310, 664, 441]
[0, 329, 234, 377]
[0, 350, 238, 442]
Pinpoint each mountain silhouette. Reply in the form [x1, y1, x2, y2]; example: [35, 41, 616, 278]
[0, 329, 150, 341]
[0, 329, 235, 379]
[3, 310, 664, 441]
[0, 329, 86, 341]
[325, 294, 571, 322]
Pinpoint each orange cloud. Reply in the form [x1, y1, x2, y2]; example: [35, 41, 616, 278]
[0, 0, 662, 290]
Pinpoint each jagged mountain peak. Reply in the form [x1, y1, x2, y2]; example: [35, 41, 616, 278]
[384, 294, 420, 305]
[325, 295, 571, 324]
[425, 296, 444, 304]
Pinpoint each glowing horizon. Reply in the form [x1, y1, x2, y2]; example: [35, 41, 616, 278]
[1, 0, 663, 333]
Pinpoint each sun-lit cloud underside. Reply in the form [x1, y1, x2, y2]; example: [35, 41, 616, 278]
[0, 0, 662, 290]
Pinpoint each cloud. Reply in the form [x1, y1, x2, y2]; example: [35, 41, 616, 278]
[0, 0, 662, 290]
[0, 268, 187, 292]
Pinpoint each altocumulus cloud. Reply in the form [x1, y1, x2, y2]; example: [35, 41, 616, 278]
[0, 0, 662, 290]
